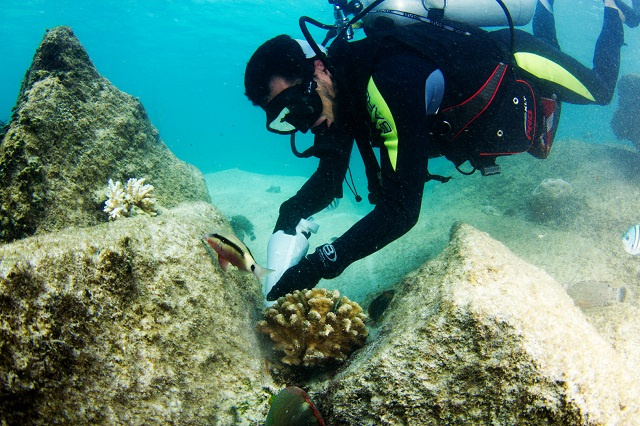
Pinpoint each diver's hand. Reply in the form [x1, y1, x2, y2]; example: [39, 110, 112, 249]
[266, 243, 343, 301]
[266, 257, 322, 301]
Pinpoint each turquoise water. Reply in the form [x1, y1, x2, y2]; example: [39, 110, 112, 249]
[1, 0, 639, 178]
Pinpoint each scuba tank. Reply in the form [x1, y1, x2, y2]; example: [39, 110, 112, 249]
[360, 0, 537, 28]
[300, 0, 535, 63]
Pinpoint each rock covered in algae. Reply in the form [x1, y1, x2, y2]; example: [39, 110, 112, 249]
[611, 73, 640, 148]
[0, 202, 277, 424]
[257, 288, 368, 367]
[528, 177, 576, 223]
[0, 26, 210, 243]
[311, 223, 640, 424]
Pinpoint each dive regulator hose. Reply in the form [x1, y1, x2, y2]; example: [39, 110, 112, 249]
[290, 133, 316, 158]
[299, 0, 387, 53]
[494, 0, 516, 59]
[299, 16, 335, 59]
[301, 0, 515, 61]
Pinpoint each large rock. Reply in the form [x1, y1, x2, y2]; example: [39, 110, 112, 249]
[611, 73, 640, 149]
[312, 223, 640, 424]
[0, 26, 210, 243]
[0, 202, 276, 424]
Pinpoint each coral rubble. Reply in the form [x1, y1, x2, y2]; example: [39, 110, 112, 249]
[0, 26, 210, 243]
[103, 178, 157, 220]
[257, 289, 368, 367]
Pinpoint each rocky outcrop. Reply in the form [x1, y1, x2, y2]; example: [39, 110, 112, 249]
[612, 73, 640, 149]
[0, 26, 210, 243]
[528, 177, 579, 224]
[0, 202, 276, 424]
[312, 223, 640, 425]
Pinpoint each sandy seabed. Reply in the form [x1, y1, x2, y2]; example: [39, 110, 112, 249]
[205, 138, 640, 308]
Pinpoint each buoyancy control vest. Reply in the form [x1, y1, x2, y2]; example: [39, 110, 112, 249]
[344, 21, 560, 180]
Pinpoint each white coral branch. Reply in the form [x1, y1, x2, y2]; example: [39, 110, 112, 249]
[103, 177, 158, 221]
[125, 177, 157, 214]
[103, 179, 129, 220]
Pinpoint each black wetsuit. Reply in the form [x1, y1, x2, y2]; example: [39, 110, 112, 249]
[274, 6, 624, 282]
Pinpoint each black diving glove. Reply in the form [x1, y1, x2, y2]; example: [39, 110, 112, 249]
[266, 256, 322, 301]
[266, 243, 342, 301]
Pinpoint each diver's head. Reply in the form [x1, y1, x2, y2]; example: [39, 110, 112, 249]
[244, 35, 333, 135]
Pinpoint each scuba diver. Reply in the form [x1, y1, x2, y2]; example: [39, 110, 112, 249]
[244, 0, 639, 302]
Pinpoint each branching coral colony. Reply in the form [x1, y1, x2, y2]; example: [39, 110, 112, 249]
[257, 288, 368, 367]
[103, 177, 157, 220]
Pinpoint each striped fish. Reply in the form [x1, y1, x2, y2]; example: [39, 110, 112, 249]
[622, 224, 640, 256]
[202, 232, 273, 281]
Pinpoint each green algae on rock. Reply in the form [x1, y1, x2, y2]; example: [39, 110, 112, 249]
[311, 223, 640, 424]
[0, 202, 277, 424]
[0, 26, 210, 243]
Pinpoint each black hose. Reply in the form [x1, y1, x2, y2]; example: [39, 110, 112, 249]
[299, 16, 333, 59]
[494, 0, 516, 58]
[290, 133, 316, 158]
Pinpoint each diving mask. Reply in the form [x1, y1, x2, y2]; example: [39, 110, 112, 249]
[265, 80, 323, 134]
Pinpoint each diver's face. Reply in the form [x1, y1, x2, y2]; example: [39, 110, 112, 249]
[266, 60, 336, 131]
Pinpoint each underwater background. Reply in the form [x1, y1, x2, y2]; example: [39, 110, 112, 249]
[2, 1, 640, 423]
[1, 0, 639, 180]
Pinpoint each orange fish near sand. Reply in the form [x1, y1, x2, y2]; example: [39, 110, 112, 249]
[202, 232, 273, 281]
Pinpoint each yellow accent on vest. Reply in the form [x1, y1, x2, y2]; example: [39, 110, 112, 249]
[367, 77, 399, 170]
[514, 52, 595, 102]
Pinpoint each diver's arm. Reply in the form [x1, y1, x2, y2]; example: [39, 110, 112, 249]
[266, 55, 438, 300]
[318, 56, 437, 278]
[273, 126, 353, 234]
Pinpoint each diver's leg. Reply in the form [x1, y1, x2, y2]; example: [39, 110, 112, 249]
[533, 0, 560, 49]
[514, 4, 624, 105]
[591, 5, 625, 103]
[613, 0, 640, 27]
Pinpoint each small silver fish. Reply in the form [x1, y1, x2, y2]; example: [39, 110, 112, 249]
[622, 224, 640, 255]
[202, 232, 273, 281]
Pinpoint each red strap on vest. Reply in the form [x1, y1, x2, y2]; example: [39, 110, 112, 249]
[439, 63, 509, 141]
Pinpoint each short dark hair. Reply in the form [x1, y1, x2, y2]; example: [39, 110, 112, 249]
[244, 35, 311, 107]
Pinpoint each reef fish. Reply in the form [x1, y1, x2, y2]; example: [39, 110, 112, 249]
[368, 289, 395, 323]
[622, 224, 640, 255]
[202, 232, 273, 281]
[266, 386, 324, 426]
[565, 280, 627, 309]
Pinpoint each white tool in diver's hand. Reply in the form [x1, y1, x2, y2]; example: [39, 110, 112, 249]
[264, 218, 319, 306]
